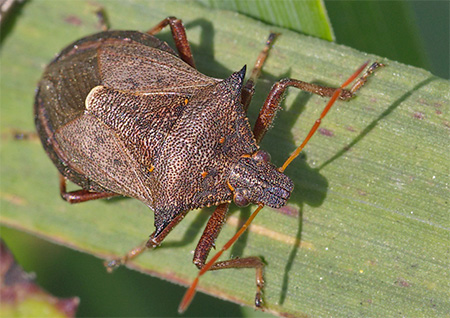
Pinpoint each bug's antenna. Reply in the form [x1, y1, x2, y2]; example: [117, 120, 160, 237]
[280, 61, 371, 172]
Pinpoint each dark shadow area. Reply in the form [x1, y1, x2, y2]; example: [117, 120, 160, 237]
[228, 206, 251, 258]
[279, 204, 304, 305]
[251, 80, 330, 305]
[162, 208, 211, 249]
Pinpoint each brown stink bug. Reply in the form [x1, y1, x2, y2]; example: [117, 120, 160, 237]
[34, 15, 383, 312]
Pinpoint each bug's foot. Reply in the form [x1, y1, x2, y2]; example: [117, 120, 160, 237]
[255, 291, 264, 309]
[103, 243, 148, 272]
[104, 258, 124, 272]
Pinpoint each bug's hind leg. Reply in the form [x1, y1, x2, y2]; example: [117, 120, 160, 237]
[59, 174, 119, 204]
[94, 12, 194, 68]
[204, 257, 265, 307]
[192, 203, 265, 308]
[147, 17, 195, 68]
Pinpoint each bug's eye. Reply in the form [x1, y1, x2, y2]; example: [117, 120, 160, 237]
[234, 189, 250, 207]
[253, 150, 271, 163]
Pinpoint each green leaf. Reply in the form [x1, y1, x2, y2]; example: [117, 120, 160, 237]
[1, 1, 449, 317]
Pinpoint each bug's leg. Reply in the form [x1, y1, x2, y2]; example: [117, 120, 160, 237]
[193, 203, 229, 268]
[253, 62, 384, 143]
[59, 174, 118, 204]
[348, 61, 384, 94]
[210, 257, 265, 306]
[147, 17, 195, 68]
[241, 33, 279, 112]
[105, 211, 187, 271]
[180, 204, 265, 313]
[95, 7, 110, 31]
[192, 203, 265, 309]
[12, 130, 38, 141]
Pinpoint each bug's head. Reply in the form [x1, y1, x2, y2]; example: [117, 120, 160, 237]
[228, 150, 294, 209]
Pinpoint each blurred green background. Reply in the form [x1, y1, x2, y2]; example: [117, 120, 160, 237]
[1, 0, 448, 317]
[325, 0, 449, 79]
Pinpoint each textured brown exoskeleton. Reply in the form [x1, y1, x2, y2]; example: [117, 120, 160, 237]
[34, 15, 383, 312]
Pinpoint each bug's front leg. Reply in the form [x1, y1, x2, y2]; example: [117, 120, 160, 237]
[147, 17, 195, 68]
[193, 203, 265, 308]
[253, 62, 384, 143]
[241, 33, 279, 112]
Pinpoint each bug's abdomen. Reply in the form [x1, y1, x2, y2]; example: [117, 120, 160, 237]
[34, 46, 104, 191]
[34, 30, 216, 196]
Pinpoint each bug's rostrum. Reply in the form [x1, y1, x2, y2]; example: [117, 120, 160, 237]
[228, 150, 294, 208]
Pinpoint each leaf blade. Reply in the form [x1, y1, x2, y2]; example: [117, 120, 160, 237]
[1, 1, 449, 317]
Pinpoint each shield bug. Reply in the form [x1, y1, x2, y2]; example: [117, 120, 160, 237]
[34, 14, 383, 312]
